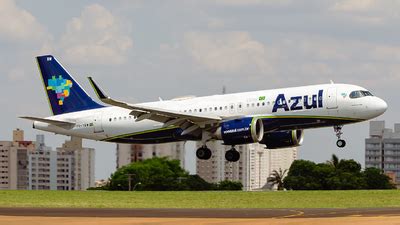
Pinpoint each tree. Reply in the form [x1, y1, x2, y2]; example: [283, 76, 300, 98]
[283, 156, 395, 190]
[217, 180, 243, 190]
[327, 154, 339, 169]
[184, 175, 215, 191]
[109, 157, 189, 191]
[283, 160, 322, 190]
[337, 159, 362, 173]
[363, 167, 395, 189]
[267, 168, 287, 190]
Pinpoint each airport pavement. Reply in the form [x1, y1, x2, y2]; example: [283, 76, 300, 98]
[0, 207, 399, 218]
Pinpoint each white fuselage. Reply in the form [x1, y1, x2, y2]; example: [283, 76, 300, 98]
[33, 83, 387, 143]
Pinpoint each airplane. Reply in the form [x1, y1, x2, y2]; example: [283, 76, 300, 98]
[21, 55, 388, 162]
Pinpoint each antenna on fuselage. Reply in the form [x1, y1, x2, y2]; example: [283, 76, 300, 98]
[222, 85, 226, 95]
[330, 80, 335, 84]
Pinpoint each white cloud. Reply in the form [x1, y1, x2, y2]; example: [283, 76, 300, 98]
[59, 4, 133, 65]
[331, 0, 400, 25]
[332, 0, 378, 12]
[0, 0, 49, 42]
[214, 0, 292, 6]
[184, 31, 271, 74]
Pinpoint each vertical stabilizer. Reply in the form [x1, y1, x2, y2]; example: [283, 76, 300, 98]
[36, 55, 104, 115]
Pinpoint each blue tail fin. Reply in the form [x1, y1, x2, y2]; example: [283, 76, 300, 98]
[36, 55, 104, 115]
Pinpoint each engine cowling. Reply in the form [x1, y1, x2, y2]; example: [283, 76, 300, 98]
[260, 130, 304, 149]
[214, 117, 264, 145]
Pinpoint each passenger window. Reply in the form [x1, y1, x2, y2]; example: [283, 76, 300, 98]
[214, 107, 218, 111]
[257, 103, 260, 107]
[220, 106, 223, 110]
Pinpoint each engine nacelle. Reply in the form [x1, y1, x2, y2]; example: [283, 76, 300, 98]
[260, 130, 304, 149]
[214, 117, 264, 145]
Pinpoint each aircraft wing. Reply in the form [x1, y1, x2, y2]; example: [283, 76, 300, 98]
[19, 116, 75, 129]
[88, 77, 222, 134]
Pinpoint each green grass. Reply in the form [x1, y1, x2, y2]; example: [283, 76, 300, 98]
[0, 190, 399, 208]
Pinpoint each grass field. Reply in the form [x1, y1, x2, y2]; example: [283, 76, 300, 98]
[0, 190, 400, 208]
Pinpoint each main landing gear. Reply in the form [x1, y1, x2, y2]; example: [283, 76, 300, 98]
[196, 145, 241, 162]
[334, 125, 346, 148]
[225, 146, 240, 162]
[196, 145, 212, 160]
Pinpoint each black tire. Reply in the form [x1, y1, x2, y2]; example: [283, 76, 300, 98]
[203, 148, 212, 160]
[336, 139, 346, 148]
[196, 147, 206, 159]
[225, 149, 240, 162]
[232, 150, 240, 162]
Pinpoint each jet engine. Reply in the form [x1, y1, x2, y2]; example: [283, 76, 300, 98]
[214, 117, 264, 145]
[260, 130, 304, 149]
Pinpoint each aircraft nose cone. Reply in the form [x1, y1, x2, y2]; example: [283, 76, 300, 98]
[375, 98, 388, 116]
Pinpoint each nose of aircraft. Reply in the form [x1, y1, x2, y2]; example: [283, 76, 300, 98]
[373, 97, 388, 116]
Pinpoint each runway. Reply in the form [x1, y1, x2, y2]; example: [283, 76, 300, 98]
[0, 207, 399, 218]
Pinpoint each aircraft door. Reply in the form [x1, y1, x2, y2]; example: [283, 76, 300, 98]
[326, 88, 338, 109]
[94, 113, 104, 133]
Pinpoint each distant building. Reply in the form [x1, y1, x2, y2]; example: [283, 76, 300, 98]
[116, 142, 186, 169]
[0, 129, 95, 190]
[365, 121, 400, 187]
[196, 141, 297, 191]
[56, 137, 95, 190]
[0, 129, 35, 190]
[28, 134, 57, 190]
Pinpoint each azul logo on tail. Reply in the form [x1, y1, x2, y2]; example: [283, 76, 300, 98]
[47, 75, 73, 106]
[273, 90, 323, 113]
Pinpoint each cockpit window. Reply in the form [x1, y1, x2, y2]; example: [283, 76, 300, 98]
[349, 90, 373, 99]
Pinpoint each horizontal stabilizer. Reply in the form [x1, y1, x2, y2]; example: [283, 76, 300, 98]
[19, 116, 75, 129]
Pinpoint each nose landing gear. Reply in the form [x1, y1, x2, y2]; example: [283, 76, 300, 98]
[334, 125, 346, 148]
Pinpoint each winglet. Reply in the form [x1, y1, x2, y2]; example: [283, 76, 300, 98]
[88, 77, 108, 100]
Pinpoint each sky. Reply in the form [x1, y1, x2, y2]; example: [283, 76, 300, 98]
[0, 0, 399, 179]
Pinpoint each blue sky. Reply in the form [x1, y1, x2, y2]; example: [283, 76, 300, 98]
[0, 0, 398, 179]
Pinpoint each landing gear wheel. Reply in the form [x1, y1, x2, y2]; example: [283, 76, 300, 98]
[336, 139, 346, 148]
[196, 146, 212, 160]
[225, 148, 240, 162]
[334, 125, 346, 148]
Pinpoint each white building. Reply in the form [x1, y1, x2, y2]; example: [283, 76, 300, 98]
[0, 129, 35, 190]
[116, 142, 186, 169]
[28, 134, 57, 190]
[365, 121, 400, 187]
[196, 141, 297, 191]
[0, 129, 95, 190]
[56, 137, 95, 190]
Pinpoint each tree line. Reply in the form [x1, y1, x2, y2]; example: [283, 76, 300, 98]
[95, 157, 242, 191]
[281, 154, 395, 190]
